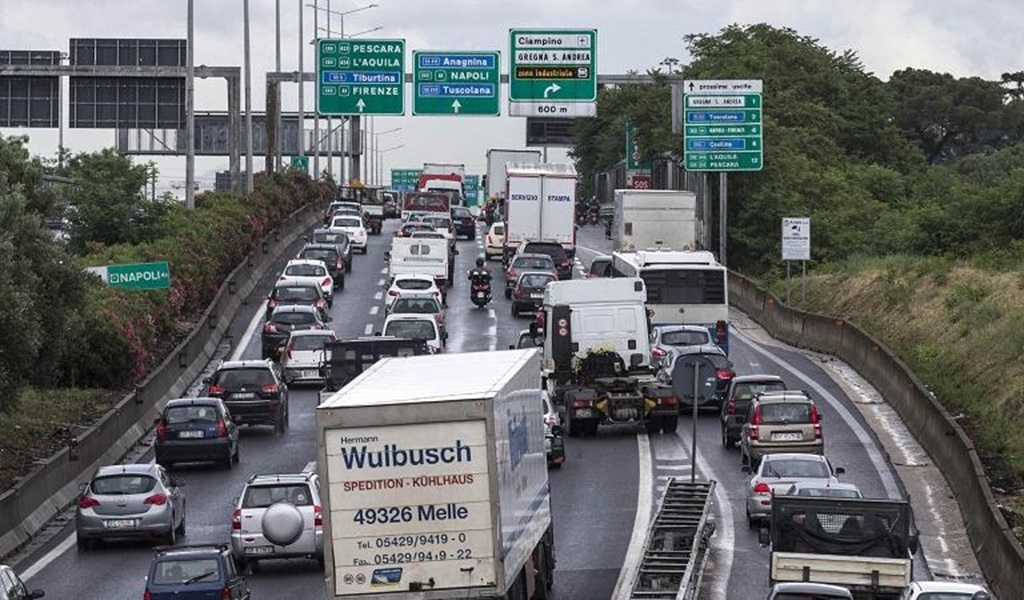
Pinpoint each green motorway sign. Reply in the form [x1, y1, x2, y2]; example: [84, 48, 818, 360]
[508, 29, 597, 117]
[316, 38, 405, 116]
[683, 79, 764, 172]
[289, 155, 309, 172]
[391, 168, 421, 191]
[86, 261, 171, 291]
[413, 51, 500, 116]
[626, 121, 652, 170]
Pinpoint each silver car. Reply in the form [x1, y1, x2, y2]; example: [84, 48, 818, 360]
[75, 463, 186, 549]
[280, 329, 336, 385]
[742, 453, 844, 527]
[231, 471, 324, 570]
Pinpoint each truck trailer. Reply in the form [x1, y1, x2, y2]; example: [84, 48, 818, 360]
[486, 149, 542, 201]
[504, 164, 577, 262]
[613, 189, 698, 252]
[316, 350, 556, 600]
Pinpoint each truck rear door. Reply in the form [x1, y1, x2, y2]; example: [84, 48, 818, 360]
[540, 175, 576, 252]
[506, 175, 542, 252]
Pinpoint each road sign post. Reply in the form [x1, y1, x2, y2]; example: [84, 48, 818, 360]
[626, 120, 651, 188]
[413, 51, 500, 116]
[508, 29, 597, 117]
[85, 261, 172, 291]
[782, 217, 811, 303]
[682, 80, 763, 172]
[316, 38, 405, 116]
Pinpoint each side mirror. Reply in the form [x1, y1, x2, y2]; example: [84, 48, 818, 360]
[741, 465, 751, 474]
[232, 496, 239, 505]
[202, 376, 212, 384]
[834, 467, 846, 476]
[757, 527, 770, 547]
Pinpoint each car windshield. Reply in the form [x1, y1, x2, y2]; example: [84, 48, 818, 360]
[396, 279, 432, 291]
[772, 594, 851, 600]
[212, 368, 274, 387]
[242, 483, 313, 508]
[334, 217, 361, 228]
[91, 474, 157, 495]
[301, 249, 337, 263]
[285, 264, 326, 277]
[273, 312, 317, 326]
[385, 320, 436, 340]
[915, 594, 984, 600]
[165, 405, 219, 424]
[152, 558, 221, 585]
[760, 402, 812, 424]
[733, 381, 787, 401]
[392, 298, 440, 314]
[291, 335, 334, 351]
[313, 231, 348, 245]
[514, 257, 554, 270]
[493, 224, 504, 235]
[661, 330, 710, 346]
[520, 274, 555, 288]
[764, 459, 830, 478]
[794, 487, 862, 499]
[274, 286, 318, 302]
[525, 244, 566, 261]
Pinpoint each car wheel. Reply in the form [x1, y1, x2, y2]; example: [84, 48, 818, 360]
[361, 247, 368, 255]
[327, 297, 333, 309]
[234, 556, 248, 573]
[233, 443, 240, 464]
[275, 414, 285, 435]
[747, 512, 756, 529]
[661, 417, 678, 434]
[176, 503, 187, 536]
[318, 554, 326, 570]
[511, 304, 517, 317]
[76, 535, 93, 551]
[223, 448, 234, 470]
[504, 288, 512, 299]
[163, 520, 177, 546]
[337, 277, 345, 291]
[345, 262, 352, 273]
[721, 427, 730, 448]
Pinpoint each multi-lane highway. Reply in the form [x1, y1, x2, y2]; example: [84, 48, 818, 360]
[14, 218, 939, 599]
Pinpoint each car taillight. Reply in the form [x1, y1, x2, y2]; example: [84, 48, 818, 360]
[144, 591, 153, 600]
[156, 420, 167, 442]
[753, 482, 771, 494]
[811, 405, 822, 439]
[322, 277, 332, 288]
[750, 406, 761, 440]
[208, 384, 226, 396]
[651, 347, 666, 360]
[216, 419, 228, 438]
[78, 495, 101, 509]
[267, 299, 277, 310]
[561, 259, 571, 268]
[314, 505, 323, 527]
[513, 287, 523, 299]
[507, 269, 517, 279]
[262, 383, 280, 394]
[144, 493, 168, 506]
[388, 289, 399, 296]
[716, 320, 728, 342]
[716, 369, 735, 380]
[726, 398, 736, 415]
[316, 298, 326, 309]
[222, 586, 232, 600]
[263, 322, 277, 333]
[232, 508, 241, 530]
[658, 395, 678, 406]
[572, 399, 592, 408]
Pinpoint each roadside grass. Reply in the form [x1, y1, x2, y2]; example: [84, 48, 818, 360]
[0, 388, 122, 492]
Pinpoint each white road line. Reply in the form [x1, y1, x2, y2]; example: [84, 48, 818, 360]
[364, 323, 374, 335]
[657, 465, 692, 472]
[486, 308, 497, 351]
[693, 439, 735, 599]
[377, 278, 385, 286]
[21, 533, 76, 582]
[369, 306, 379, 315]
[373, 291, 383, 300]
[733, 328, 902, 498]
[230, 305, 264, 361]
[612, 432, 652, 600]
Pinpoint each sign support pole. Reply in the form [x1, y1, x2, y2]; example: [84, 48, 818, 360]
[313, 0, 320, 179]
[691, 362, 699, 485]
[185, 0, 195, 209]
[719, 172, 727, 267]
[802, 260, 807, 304]
[786, 261, 791, 303]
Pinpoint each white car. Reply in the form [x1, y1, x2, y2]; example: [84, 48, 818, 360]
[388, 293, 446, 336]
[385, 274, 443, 311]
[382, 314, 444, 354]
[900, 582, 990, 600]
[280, 259, 334, 306]
[280, 329, 336, 385]
[485, 222, 504, 260]
[330, 215, 367, 254]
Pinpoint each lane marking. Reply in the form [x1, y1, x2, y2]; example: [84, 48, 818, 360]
[230, 304, 264, 361]
[373, 291, 383, 300]
[364, 323, 374, 335]
[369, 306, 379, 315]
[487, 308, 497, 352]
[732, 328, 902, 498]
[612, 432, 652, 600]
[21, 533, 76, 582]
[377, 278, 385, 286]
[692, 436, 735, 599]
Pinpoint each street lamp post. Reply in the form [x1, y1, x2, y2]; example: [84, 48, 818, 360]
[243, 0, 254, 193]
[371, 127, 401, 186]
[377, 144, 405, 187]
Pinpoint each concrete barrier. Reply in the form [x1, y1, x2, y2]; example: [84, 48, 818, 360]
[0, 203, 322, 560]
[729, 271, 1024, 599]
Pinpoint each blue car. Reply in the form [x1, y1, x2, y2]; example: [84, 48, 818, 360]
[145, 544, 250, 600]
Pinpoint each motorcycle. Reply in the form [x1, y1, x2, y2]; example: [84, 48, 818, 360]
[586, 205, 600, 225]
[469, 273, 492, 308]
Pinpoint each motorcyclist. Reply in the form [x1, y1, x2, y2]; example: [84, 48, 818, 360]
[468, 257, 492, 285]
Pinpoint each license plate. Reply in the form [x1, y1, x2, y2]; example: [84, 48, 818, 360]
[771, 432, 803, 442]
[180, 430, 204, 439]
[531, 293, 542, 299]
[303, 370, 318, 378]
[575, 409, 593, 418]
[232, 393, 256, 399]
[244, 546, 275, 555]
[475, 291, 486, 298]
[104, 519, 140, 529]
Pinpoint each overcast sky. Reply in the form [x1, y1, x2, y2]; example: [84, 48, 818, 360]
[2, 0, 1022, 195]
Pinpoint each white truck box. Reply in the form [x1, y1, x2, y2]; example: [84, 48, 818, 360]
[613, 189, 698, 252]
[485, 149, 541, 200]
[316, 350, 551, 600]
[388, 237, 450, 287]
[504, 164, 577, 258]
[423, 162, 466, 179]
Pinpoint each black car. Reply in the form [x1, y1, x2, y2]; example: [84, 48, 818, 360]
[450, 205, 476, 240]
[511, 272, 556, 317]
[519, 241, 573, 280]
[309, 229, 352, 272]
[204, 360, 290, 433]
[261, 305, 330, 359]
[297, 243, 347, 289]
[720, 374, 786, 448]
[144, 544, 250, 600]
[266, 281, 328, 320]
[154, 397, 240, 470]
[656, 344, 736, 409]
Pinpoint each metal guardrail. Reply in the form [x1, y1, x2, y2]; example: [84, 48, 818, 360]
[629, 480, 716, 600]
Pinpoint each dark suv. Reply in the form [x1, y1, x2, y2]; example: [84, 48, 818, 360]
[720, 375, 786, 449]
[297, 243, 347, 288]
[450, 205, 476, 240]
[261, 305, 329, 359]
[309, 229, 352, 272]
[656, 344, 735, 409]
[145, 544, 250, 599]
[154, 397, 239, 470]
[265, 281, 328, 321]
[520, 241, 573, 279]
[204, 360, 290, 433]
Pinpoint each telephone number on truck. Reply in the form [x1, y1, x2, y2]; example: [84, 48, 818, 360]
[368, 549, 474, 565]
[375, 533, 468, 548]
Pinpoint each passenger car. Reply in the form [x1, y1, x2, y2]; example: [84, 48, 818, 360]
[154, 398, 240, 470]
[587, 255, 612, 278]
[485, 222, 505, 260]
[279, 259, 334, 305]
[766, 582, 853, 599]
[515, 328, 544, 349]
[388, 294, 445, 335]
[280, 329, 336, 385]
[265, 281, 328, 321]
[144, 544, 250, 599]
[899, 581, 990, 600]
[740, 390, 824, 467]
[511, 271, 556, 317]
[382, 314, 443, 353]
[385, 274, 443, 310]
[309, 229, 352, 272]
[650, 324, 712, 366]
[742, 453, 844, 527]
[517, 241, 573, 279]
[542, 391, 565, 468]
[720, 375, 786, 449]
[328, 215, 367, 254]
[450, 205, 476, 239]
[0, 565, 43, 599]
[504, 253, 557, 298]
[260, 305, 329, 360]
[205, 360, 290, 432]
[75, 463, 185, 549]
[655, 345, 735, 409]
[297, 243, 348, 286]
[230, 471, 324, 570]
[395, 221, 435, 238]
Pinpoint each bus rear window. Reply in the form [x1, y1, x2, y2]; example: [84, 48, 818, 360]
[642, 269, 725, 304]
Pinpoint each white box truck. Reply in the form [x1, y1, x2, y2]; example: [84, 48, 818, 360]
[485, 149, 542, 200]
[504, 164, 577, 261]
[316, 350, 556, 600]
[613, 189, 698, 252]
[387, 237, 453, 289]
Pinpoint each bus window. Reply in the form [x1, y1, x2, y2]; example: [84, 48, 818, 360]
[641, 269, 725, 304]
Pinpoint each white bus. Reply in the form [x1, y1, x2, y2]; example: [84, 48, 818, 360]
[611, 249, 730, 354]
